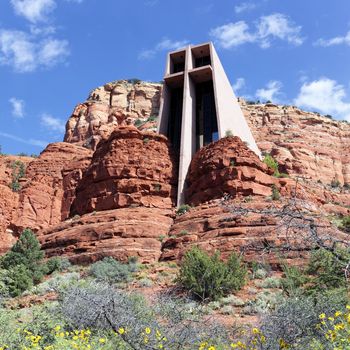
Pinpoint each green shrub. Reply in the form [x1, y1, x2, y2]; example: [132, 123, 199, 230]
[176, 204, 191, 216]
[45, 257, 71, 274]
[263, 154, 280, 177]
[271, 185, 280, 200]
[306, 248, 350, 291]
[1, 228, 45, 284]
[6, 264, 33, 297]
[225, 129, 233, 137]
[89, 257, 133, 284]
[331, 179, 341, 188]
[281, 264, 309, 296]
[177, 247, 247, 301]
[134, 119, 143, 127]
[340, 215, 350, 232]
[9, 160, 25, 192]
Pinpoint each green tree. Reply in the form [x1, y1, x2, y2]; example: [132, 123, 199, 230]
[6, 265, 33, 297]
[1, 228, 45, 284]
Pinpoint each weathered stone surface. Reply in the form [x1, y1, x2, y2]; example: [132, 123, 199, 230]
[242, 100, 350, 186]
[160, 199, 347, 267]
[39, 208, 173, 264]
[185, 136, 275, 205]
[13, 143, 92, 234]
[64, 81, 161, 150]
[0, 155, 33, 252]
[71, 126, 178, 215]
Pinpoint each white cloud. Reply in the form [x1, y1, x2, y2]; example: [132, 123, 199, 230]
[256, 80, 282, 102]
[0, 131, 47, 148]
[210, 13, 304, 49]
[9, 97, 25, 118]
[294, 78, 350, 121]
[256, 13, 304, 48]
[210, 21, 255, 48]
[235, 2, 257, 14]
[10, 0, 56, 23]
[0, 29, 69, 72]
[41, 113, 65, 133]
[139, 37, 189, 60]
[315, 30, 350, 47]
[232, 77, 245, 92]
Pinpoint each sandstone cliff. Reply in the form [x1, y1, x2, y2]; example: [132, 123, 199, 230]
[0, 79, 349, 266]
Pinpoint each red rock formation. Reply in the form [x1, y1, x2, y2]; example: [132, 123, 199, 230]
[71, 126, 178, 215]
[39, 208, 173, 264]
[243, 102, 350, 186]
[64, 81, 161, 150]
[185, 136, 275, 205]
[0, 155, 33, 252]
[13, 143, 92, 234]
[160, 199, 346, 267]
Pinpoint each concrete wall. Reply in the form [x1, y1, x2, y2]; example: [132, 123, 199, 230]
[157, 42, 261, 205]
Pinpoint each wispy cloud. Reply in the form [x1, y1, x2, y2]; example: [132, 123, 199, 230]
[10, 0, 56, 23]
[232, 77, 246, 92]
[138, 37, 189, 60]
[9, 97, 25, 118]
[314, 30, 350, 47]
[294, 78, 350, 121]
[41, 113, 65, 133]
[256, 80, 283, 102]
[235, 2, 257, 14]
[0, 29, 69, 73]
[0, 131, 47, 148]
[210, 13, 304, 49]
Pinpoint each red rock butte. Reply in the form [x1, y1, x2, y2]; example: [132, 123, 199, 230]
[0, 78, 349, 265]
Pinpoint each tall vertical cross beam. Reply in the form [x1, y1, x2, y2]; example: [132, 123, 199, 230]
[157, 42, 261, 206]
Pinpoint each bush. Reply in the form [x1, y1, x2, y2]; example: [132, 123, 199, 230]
[1, 228, 45, 285]
[306, 248, 350, 291]
[6, 264, 33, 297]
[271, 185, 280, 200]
[89, 257, 133, 284]
[281, 264, 309, 296]
[340, 215, 350, 232]
[225, 129, 233, 137]
[177, 247, 247, 301]
[9, 160, 25, 192]
[263, 154, 280, 177]
[260, 291, 348, 349]
[45, 257, 71, 274]
[176, 204, 191, 216]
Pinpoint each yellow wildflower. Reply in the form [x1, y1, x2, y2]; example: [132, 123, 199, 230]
[118, 327, 125, 335]
[145, 327, 151, 334]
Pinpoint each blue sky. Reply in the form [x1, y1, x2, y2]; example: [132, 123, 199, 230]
[1, 0, 350, 155]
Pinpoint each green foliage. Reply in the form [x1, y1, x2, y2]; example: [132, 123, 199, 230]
[6, 264, 33, 297]
[306, 248, 350, 291]
[45, 257, 71, 274]
[134, 118, 143, 127]
[1, 228, 45, 285]
[271, 185, 280, 200]
[340, 215, 350, 232]
[177, 247, 247, 301]
[225, 129, 233, 137]
[127, 78, 141, 85]
[89, 257, 133, 284]
[176, 204, 191, 216]
[281, 264, 309, 296]
[331, 179, 341, 188]
[263, 154, 280, 177]
[9, 160, 26, 192]
[147, 115, 157, 122]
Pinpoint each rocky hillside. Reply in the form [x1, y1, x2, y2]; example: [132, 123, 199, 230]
[0, 80, 349, 265]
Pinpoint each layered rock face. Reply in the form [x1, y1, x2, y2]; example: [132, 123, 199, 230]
[39, 208, 173, 264]
[0, 155, 33, 252]
[185, 136, 275, 205]
[64, 81, 161, 150]
[13, 143, 92, 234]
[160, 199, 346, 266]
[71, 126, 178, 215]
[243, 101, 350, 186]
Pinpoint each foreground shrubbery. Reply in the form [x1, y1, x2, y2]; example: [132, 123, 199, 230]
[177, 247, 247, 301]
